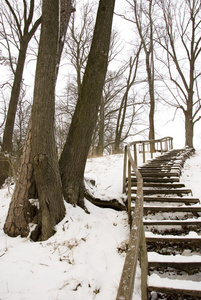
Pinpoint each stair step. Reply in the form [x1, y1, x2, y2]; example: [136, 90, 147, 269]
[131, 182, 185, 188]
[149, 261, 201, 269]
[131, 188, 192, 195]
[138, 171, 180, 177]
[140, 163, 181, 167]
[137, 196, 199, 204]
[136, 206, 201, 213]
[146, 236, 201, 243]
[144, 219, 201, 226]
[130, 177, 180, 183]
[148, 283, 201, 298]
[139, 167, 180, 171]
[136, 172, 180, 178]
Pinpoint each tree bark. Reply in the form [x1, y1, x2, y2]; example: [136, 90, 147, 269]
[56, 0, 75, 77]
[3, 120, 37, 237]
[30, 0, 66, 241]
[185, 92, 194, 148]
[3, 0, 74, 240]
[59, 0, 116, 206]
[2, 41, 28, 153]
[96, 96, 105, 156]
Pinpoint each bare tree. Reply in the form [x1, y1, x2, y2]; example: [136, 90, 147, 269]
[4, 0, 74, 240]
[65, 1, 94, 94]
[59, 0, 116, 207]
[157, 0, 201, 148]
[0, 0, 41, 187]
[128, 0, 156, 145]
[1, 0, 42, 154]
[113, 44, 142, 153]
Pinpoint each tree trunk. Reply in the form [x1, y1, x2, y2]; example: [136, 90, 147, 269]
[185, 115, 194, 148]
[3, 120, 37, 237]
[96, 96, 104, 156]
[30, 0, 66, 241]
[3, 0, 74, 241]
[0, 2, 41, 187]
[59, 0, 116, 206]
[56, 0, 75, 77]
[0, 42, 29, 186]
[185, 92, 194, 148]
[2, 41, 28, 154]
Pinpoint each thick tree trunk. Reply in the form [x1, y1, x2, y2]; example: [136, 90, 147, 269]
[59, 0, 116, 206]
[3, 120, 37, 237]
[3, 0, 74, 241]
[31, 0, 65, 241]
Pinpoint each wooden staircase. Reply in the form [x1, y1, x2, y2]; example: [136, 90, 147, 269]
[130, 148, 201, 299]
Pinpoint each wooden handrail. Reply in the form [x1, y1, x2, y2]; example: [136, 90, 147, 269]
[117, 144, 148, 300]
[123, 137, 173, 193]
[117, 137, 173, 300]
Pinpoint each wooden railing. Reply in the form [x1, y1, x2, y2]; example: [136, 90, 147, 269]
[116, 137, 173, 300]
[123, 137, 173, 194]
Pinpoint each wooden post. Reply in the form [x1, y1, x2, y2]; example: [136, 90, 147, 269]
[160, 140, 163, 154]
[127, 160, 132, 224]
[123, 145, 128, 193]
[150, 141, 153, 159]
[142, 142, 145, 163]
[140, 224, 148, 300]
[134, 143, 137, 166]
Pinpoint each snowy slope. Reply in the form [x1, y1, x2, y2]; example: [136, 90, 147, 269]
[0, 150, 200, 300]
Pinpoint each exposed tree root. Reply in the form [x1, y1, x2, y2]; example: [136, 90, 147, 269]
[84, 188, 126, 211]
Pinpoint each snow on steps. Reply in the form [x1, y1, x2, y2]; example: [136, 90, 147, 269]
[148, 274, 201, 297]
[133, 148, 201, 298]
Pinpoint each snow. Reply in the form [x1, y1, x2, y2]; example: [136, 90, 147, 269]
[0, 149, 201, 299]
[149, 274, 201, 291]
[148, 252, 201, 262]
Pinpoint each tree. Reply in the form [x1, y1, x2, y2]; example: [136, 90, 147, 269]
[59, 0, 116, 206]
[30, 0, 66, 241]
[4, 0, 75, 241]
[65, 1, 94, 94]
[125, 0, 156, 147]
[1, 0, 42, 154]
[157, 0, 201, 148]
[0, 0, 41, 187]
[114, 45, 142, 153]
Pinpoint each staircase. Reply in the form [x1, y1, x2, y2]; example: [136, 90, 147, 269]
[130, 148, 201, 299]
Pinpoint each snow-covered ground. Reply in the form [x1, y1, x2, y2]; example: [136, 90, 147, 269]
[0, 149, 201, 300]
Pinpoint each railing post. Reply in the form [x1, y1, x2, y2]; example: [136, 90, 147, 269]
[134, 143, 137, 165]
[139, 224, 148, 300]
[160, 140, 163, 154]
[142, 142, 145, 163]
[127, 160, 132, 224]
[165, 138, 168, 151]
[123, 145, 128, 193]
[151, 141, 154, 159]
